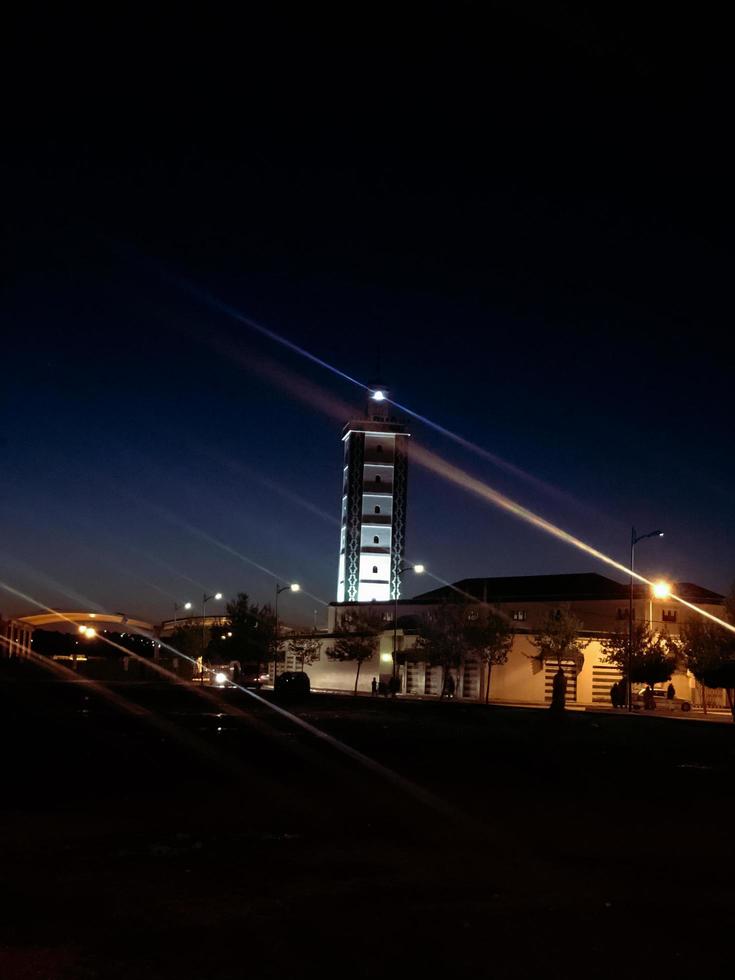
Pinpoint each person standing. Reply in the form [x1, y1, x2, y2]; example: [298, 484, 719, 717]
[371, 676, 378, 696]
[666, 682, 675, 701]
[550, 666, 567, 714]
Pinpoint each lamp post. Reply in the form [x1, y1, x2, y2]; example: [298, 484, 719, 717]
[628, 528, 664, 710]
[274, 582, 300, 685]
[201, 592, 223, 682]
[393, 562, 425, 682]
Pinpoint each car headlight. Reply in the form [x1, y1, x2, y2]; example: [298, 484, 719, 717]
[214, 672, 228, 685]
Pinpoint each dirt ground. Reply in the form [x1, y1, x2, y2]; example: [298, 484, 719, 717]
[1, 662, 733, 979]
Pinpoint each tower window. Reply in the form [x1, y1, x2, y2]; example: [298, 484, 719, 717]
[375, 475, 381, 484]
[372, 566, 378, 574]
[376, 445, 383, 453]
[375, 505, 381, 514]
[373, 535, 379, 544]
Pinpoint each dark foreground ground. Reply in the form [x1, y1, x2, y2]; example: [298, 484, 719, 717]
[1, 660, 733, 979]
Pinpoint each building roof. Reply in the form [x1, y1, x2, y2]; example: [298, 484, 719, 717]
[412, 572, 724, 605]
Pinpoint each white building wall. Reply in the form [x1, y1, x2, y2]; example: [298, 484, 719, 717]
[305, 628, 700, 707]
[361, 526, 391, 549]
[361, 494, 392, 518]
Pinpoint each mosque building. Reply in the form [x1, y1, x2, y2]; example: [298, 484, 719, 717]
[300, 384, 728, 709]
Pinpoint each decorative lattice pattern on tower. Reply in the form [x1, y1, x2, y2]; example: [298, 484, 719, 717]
[344, 432, 364, 602]
[390, 437, 408, 600]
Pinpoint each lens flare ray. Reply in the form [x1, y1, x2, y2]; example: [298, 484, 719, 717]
[178, 281, 588, 510]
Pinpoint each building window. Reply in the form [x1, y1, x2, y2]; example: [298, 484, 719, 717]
[375, 475, 382, 484]
[467, 609, 479, 621]
[372, 566, 378, 574]
[662, 609, 677, 623]
[375, 505, 381, 514]
[373, 535, 380, 544]
[512, 610, 527, 622]
[376, 445, 383, 453]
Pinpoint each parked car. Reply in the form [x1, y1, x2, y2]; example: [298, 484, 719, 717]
[274, 671, 310, 700]
[634, 687, 692, 711]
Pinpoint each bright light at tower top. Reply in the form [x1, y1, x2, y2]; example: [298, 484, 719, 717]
[371, 389, 386, 401]
[652, 580, 671, 599]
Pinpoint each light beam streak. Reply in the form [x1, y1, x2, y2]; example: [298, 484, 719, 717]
[115, 488, 329, 608]
[180, 281, 590, 510]
[1, 578, 476, 826]
[210, 349, 735, 636]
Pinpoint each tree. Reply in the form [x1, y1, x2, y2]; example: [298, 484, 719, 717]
[464, 608, 514, 703]
[531, 607, 589, 711]
[602, 621, 679, 690]
[205, 593, 275, 674]
[171, 624, 208, 663]
[678, 617, 735, 720]
[286, 632, 322, 671]
[415, 601, 470, 698]
[328, 609, 382, 694]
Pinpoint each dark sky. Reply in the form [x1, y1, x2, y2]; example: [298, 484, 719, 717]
[3, 3, 734, 624]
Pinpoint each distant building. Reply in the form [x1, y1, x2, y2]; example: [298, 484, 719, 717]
[337, 381, 409, 603]
[303, 572, 726, 706]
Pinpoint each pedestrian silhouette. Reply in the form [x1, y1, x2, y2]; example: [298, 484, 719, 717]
[371, 676, 378, 696]
[550, 666, 567, 713]
[666, 682, 675, 700]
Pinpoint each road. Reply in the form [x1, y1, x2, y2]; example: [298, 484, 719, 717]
[1, 660, 733, 979]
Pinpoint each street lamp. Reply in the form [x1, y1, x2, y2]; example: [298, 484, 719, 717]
[201, 592, 223, 682]
[628, 528, 664, 711]
[393, 562, 425, 682]
[173, 600, 192, 630]
[649, 579, 672, 630]
[274, 582, 300, 684]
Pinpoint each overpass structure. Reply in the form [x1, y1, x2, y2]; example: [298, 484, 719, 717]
[1, 610, 157, 662]
[16, 611, 157, 633]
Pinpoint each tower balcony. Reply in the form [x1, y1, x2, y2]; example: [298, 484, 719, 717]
[361, 513, 392, 525]
[363, 480, 393, 494]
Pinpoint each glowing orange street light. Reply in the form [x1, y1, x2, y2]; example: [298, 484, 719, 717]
[652, 580, 671, 599]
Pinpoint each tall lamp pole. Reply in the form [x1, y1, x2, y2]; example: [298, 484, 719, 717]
[274, 582, 300, 685]
[628, 528, 664, 710]
[201, 592, 223, 682]
[393, 562, 425, 682]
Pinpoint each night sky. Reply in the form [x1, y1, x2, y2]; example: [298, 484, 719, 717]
[3, 4, 734, 624]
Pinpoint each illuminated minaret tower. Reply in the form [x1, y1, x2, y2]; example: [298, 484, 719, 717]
[337, 382, 409, 603]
